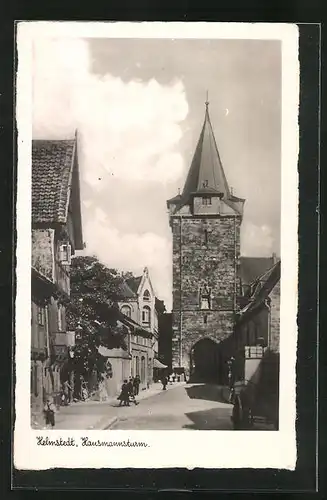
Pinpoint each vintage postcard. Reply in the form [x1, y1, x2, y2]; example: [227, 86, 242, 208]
[15, 21, 299, 470]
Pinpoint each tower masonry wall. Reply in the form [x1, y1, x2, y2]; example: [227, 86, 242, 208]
[171, 215, 242, 369]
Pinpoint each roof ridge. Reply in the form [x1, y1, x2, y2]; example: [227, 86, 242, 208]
[255, 259, 280, 283]
[59, 139, 76, 223]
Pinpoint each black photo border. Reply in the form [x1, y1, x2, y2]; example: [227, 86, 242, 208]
[1, 9, 321, 495]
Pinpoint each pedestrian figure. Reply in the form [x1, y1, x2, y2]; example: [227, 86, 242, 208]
[162, 375, 168, 390]
[117, 380, 130, 406]
[127, 377, 138, 405]
[227, 357, 235, 402]
[62, 380, 72, 405]
[43, 396, 56, 428]
[133, 374, 140, 395]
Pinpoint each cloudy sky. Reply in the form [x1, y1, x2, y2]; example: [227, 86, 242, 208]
[32, 37, 281, 311]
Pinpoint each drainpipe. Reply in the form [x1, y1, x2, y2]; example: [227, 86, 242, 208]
[179, 215, 183, 368]
[265, 298, 271, 349]
[233, 216, 237, 313]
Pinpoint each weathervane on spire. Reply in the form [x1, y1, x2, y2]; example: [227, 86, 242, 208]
[205, 90, 209, 109]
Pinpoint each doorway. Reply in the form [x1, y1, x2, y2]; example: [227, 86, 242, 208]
[190, 338, 221, 383]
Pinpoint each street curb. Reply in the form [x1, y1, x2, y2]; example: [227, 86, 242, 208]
[101, 417, 118, 430]
[87, 416, 118, 430]
[84, 384, 189, 430]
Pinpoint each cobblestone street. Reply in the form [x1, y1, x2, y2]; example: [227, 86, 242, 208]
[52, 382, 234, 431]
[110, 383, 233, 430]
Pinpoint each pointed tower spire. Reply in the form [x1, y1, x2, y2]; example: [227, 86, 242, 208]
[181, 100, 231, 201]
[205, 90, 209, 109]
[167, 100, 245, 219]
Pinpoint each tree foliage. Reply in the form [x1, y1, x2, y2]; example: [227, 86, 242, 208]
[66, 255, 129, 383]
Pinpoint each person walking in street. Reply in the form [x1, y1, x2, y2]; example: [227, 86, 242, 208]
[133, 374, 140, 396]
[162, 375, 168, 390]
[117, 380, 130, 406]
[127, 377, 138, 405]
[227, 357, 235, 403]
[62, 380, 72, 405]
[43, 396, 56, 429]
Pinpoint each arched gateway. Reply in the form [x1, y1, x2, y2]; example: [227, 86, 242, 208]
[190, 338, 222, 383]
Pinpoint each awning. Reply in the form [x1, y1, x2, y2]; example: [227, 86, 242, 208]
[153, 358, 168, 369]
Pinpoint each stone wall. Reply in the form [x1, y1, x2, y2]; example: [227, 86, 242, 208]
[32, 229, 55, 281]
[31, 359, 45, 428]
[171, 215, 241, 370]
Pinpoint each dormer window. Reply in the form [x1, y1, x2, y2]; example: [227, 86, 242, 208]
[121, 305, 132, 318]
[203, 180, 208, 187]
[202, 196, 212, 206]
[143, 289, 150, 301]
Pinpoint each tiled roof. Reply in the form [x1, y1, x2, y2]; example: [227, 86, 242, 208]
[178, 104, 244, 215]
[32, 140, 75, 224]
[239, 260, 281, 317]
[126, 276, 142, 294]
[155, 297, 166, 314]
[117, 281, 137, 300]
[239, 257, 275, 286]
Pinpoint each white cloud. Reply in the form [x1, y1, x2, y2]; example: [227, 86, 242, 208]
[33, 38, 188, 185]
[32, 37, 184, 309]
[82, 208, 172, 309]
[241, 222, 275, 257]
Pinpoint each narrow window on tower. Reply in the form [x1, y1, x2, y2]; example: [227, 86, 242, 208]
[202, 196, 212, 206]
[200, 284, 211, 310]
[204, 314, 208, 324]
[204, 229, 208, 245]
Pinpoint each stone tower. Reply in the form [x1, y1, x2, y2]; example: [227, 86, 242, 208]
[167, 101, 245, 383]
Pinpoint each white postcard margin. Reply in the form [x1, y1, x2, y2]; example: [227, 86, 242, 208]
[14, 21, 299, 470]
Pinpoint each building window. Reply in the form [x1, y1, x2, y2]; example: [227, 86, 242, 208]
[37, 305, 45, 326]
[141, 356, 146, 383]
[31, 364, 38, 397]
[200, 285, 211, 310]
[204, 314, 208, 324]
[204, 229, 208, 244]
[143, 289, 151, 301]
[142, 306, 151, 325]
[59, 243, 72, 265]
[121, 305, 132, 318]
[202, 196, 212, 206]
[57, 304, 62, 331]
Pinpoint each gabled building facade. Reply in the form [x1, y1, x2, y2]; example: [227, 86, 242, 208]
[117, 267, 160, 389]
[233, 260, 281, 426]
[167, 102, 245, 383]
[236, 260, 281, 359]
[31, 136, 83, 425]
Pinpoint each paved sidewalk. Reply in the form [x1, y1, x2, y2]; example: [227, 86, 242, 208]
[50, 382, 185, 431]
